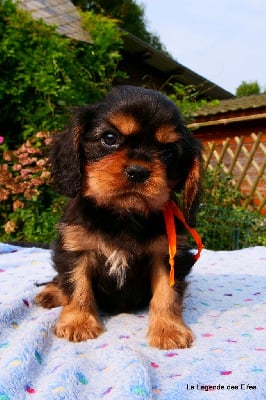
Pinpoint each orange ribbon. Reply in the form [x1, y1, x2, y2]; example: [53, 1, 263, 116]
[163, 200, 203, 286]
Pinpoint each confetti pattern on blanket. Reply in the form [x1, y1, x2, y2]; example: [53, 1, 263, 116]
[0, 243, 265, 400]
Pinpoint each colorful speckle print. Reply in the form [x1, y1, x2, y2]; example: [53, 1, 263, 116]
[0, 243, 265, 399]
[25, 385, 36, 394]
[220, 371, 232, 376]
[76, 371, 89, 385]
[34, 350, 43, 365]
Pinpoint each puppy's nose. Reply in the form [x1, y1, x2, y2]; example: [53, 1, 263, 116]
[124, 165, 150, 183]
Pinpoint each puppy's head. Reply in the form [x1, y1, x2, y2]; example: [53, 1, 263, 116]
[50, 85, 202, 225]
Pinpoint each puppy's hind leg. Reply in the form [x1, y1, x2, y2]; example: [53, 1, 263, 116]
[35, 280, 69, 309]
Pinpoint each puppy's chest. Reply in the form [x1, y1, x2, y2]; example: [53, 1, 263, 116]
[103, 249, 135, 289]
[96, 231, 168, 289]
[97, 248, 149, 289]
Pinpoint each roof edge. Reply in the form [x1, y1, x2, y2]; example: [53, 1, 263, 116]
[122, 31, 234, 100]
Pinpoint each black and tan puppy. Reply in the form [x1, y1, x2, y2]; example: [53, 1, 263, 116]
[35, 85, 203, 349]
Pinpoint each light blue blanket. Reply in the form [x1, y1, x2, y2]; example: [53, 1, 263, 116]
[0, 243, 265, 399]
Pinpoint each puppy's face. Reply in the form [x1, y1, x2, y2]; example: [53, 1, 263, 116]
[51, 86, 202, 223]
[81, 111, 183, 215]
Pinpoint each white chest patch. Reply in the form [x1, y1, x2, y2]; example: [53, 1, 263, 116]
[105, 250, 129, 289]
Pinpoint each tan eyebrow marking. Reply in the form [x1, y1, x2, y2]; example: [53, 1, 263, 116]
[108, 113, 140, 136]
[155, 126, 180, 143]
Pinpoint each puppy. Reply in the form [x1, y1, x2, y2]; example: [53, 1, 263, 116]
[35, 85, 203, 349]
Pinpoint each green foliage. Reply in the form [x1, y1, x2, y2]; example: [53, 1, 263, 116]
[167, 82, 219, 123]
[201, 165, 245, 206]
[236, 80, 261, 97]
[3, 200, 64, 243]
[0, 0, 124, 243]
[196, 167, 266, 250]
[82, 0, 168, 53]
[0, 0, 124, 147]
[81, 10, 125, 79]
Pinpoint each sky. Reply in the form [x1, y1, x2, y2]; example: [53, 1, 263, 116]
[138, 0, 266, 95]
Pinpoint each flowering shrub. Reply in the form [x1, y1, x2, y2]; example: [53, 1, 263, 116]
[1, 132, 50, 201]
[0, 132, 66, 243]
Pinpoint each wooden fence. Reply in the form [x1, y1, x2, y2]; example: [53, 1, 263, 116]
[203, 132, 266, 213]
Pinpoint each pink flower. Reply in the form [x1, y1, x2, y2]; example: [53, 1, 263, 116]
[3, 151, 12, 161]
[40, 171, 50, 179]
[13, 200, 24, 210]
[36, 159, 46, 167]
[4, 220, 17, 233]
[0, 136, 4, 144]
[13, 164, 22, 171]
[20, 168, 32, 178]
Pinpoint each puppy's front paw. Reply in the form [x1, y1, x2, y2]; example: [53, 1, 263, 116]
[148, 319, 193, 350]
[55, 311, 104, 342]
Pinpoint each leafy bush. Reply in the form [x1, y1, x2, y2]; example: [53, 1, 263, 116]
[0, 0, 125, 243]
[79, 0, 168, 53]
[166, 82, 219, 124]
[0, 0, 124, 146]
[196, 167, 266, 250]
[236, 80, 261, 97]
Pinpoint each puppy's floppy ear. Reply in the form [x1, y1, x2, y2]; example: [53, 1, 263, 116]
[49, 106, 96, 197]
[183, 143, 203, 227]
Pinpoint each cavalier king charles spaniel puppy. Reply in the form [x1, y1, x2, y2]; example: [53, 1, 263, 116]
[35, 85, 203, 349]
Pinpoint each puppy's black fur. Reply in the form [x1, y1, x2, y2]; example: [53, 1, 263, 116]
[35, 85, 203, 349]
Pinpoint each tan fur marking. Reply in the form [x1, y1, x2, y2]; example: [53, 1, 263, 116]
[60, 223, 128, 261]
[108, 113, 140, 136]
[147, 235, 168, 256]
[155, 126, 180, 143]
[60, 222, 132, 289]
[147, 234, 188, 259]
[183, 156, 202, 219]
[60, 223, 114, 255]
[148, 256, 193, 349]
[55, 254, 104, 342]
[55, 305, 104, 342]
[73, 125, 82, 150]
[35, 283, 69, 309]
[82, 150, 170, 213]
[58, 223, 95, 252]
[69, 255, 94, 309]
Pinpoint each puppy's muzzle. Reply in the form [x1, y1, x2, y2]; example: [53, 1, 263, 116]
[124, 165, 151, 183]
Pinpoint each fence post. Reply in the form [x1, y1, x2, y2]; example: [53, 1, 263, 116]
[233, 227, 240, 250]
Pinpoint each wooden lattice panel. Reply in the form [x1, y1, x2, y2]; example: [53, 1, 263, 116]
[203, 132, 266, 213]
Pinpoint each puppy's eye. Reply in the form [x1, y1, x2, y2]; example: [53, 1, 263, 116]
[161, 148, 175, 163]
[101, 132, 121, 148]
